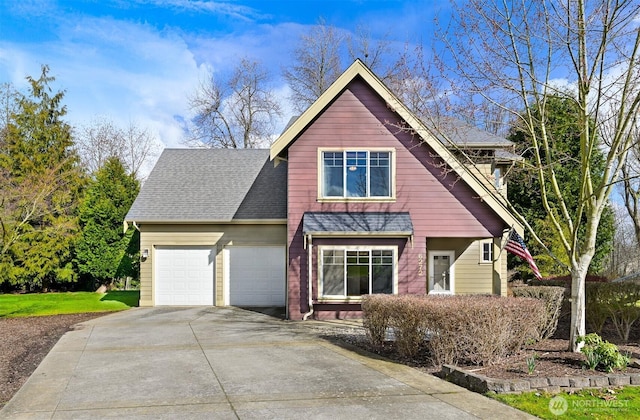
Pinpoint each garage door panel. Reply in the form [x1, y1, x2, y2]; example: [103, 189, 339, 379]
[155, 246, 214, 306]
[229, 246, 285, 306]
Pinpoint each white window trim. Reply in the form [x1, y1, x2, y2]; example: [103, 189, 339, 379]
[317, 147, 396, 202]
[479, 240, 493, 264]
[317, 245, 398, 302]
[428, 250, 455, 295]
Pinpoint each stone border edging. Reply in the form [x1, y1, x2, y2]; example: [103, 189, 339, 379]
[440, 364, 640, 394]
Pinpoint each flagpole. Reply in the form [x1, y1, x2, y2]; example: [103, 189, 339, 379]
[493, 225, 515, 262]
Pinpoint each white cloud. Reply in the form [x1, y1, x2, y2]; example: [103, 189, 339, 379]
[0, 15, 205, 149]
[138, 0, 268, 21]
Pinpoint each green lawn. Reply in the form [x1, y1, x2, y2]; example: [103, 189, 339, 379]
[490, 387, 640, 419]
[0, 291, 139, 317]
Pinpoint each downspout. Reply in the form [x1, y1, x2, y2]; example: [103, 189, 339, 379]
[303, 234, 314, 320]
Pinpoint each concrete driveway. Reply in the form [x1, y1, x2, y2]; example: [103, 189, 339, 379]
[1, 307, 535, 419]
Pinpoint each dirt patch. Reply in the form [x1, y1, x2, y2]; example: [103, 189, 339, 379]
[0, 313, 106, 409]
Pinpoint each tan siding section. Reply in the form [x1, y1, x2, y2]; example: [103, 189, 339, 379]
[137, 223, 286, 307]
[427, 238, 497, 295]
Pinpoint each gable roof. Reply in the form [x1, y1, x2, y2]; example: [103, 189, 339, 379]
[125, 148, 287, 223]
[270, 59, 523, 234]
[433, 117, 514, 149]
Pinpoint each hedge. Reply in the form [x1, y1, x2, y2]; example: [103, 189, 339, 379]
[362, 294, 545, 366]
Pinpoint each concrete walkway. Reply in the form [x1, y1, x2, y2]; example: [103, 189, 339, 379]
[1, 307, 535, 419]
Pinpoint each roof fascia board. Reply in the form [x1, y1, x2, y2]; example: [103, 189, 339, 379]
[125, 219, 287, 225]
[270, 60, 365, 160]
[303, 231, 413, 237]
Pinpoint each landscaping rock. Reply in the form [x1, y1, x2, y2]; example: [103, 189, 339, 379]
[608, 375, 630, 386]
[528, 377, 549, 388]
[590, 376, 609, 387]
[509, 380, 530, 392]
[548, 377, 570, 387]
[568, 377, 590, 388]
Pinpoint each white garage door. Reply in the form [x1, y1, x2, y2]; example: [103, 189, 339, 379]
[227, 246, 286, 306]
[155, 246, 215, 305]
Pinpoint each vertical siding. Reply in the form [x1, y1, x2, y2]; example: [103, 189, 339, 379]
[138, 223, 286, 307]
[286, 78, 509, 319]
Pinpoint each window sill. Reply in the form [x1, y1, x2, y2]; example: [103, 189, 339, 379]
[317, 295, 395, 303]
[317, 197, 396, 203]
[318, 297, 364, 303]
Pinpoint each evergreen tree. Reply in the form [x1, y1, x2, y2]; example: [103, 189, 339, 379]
[0, 66, 85, 290]
[75, 157, 139, 287]
[508, 95, 614, 277]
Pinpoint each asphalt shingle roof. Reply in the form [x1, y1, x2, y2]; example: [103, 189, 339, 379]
[125, 148, 287, 222]
[429, 118, 513, 148]
[303, 212, 414, 235]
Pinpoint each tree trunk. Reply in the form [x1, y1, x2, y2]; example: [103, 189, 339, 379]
[569, 263, 588, 352]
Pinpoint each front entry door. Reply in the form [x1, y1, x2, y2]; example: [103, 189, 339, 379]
[428, 251, 455, 294]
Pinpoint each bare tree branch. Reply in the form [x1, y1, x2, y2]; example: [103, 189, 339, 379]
[185, 58, 282, 148]
[438, 0, 640, 351]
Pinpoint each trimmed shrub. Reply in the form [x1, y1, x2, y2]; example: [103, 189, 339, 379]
[607, 283, 640, 342]
[511, 286, 564, 340]
[388, 295, 430, 358]
[361, 294, 393, 348]
[585, 282, 640, 342]
[423, 296, 545, 366]
[586, 282, 610, 334]
[361, 294, 546, 366]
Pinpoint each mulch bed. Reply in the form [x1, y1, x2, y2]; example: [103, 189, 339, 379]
[320, 315, 640, 380]
[0, 313, 106, 408]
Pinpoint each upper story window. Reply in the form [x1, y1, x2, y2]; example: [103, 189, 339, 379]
[493, 167, 503, 190]
[321, 150, 393, 198]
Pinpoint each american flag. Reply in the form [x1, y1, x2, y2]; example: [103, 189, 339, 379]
[505, 230, 542, 279]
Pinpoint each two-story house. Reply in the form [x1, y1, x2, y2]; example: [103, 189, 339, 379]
[125, 59, 524, 320]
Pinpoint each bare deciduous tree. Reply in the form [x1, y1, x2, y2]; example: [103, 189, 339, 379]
[347, 25, 397, 82]
[76, 117, 161, 179]
[439, 0, 640, 351]
[607, 204, 640, 278]
[186, 58, 282, 149]
[621, 123, 640, 245]
[0, 83, 19, 148]
[283, 19, 343, 113]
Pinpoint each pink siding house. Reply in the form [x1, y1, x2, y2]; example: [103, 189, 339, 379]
[127, 59, 524, 317]
[271, 59, 523, 320]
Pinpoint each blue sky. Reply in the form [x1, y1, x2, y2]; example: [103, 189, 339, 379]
[0, 0, 441, 150]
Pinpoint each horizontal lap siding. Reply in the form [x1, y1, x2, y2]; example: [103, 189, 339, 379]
[286, 79, 507, 319]
[455, 240, 494, 295]
[426, 238, 494, 295]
